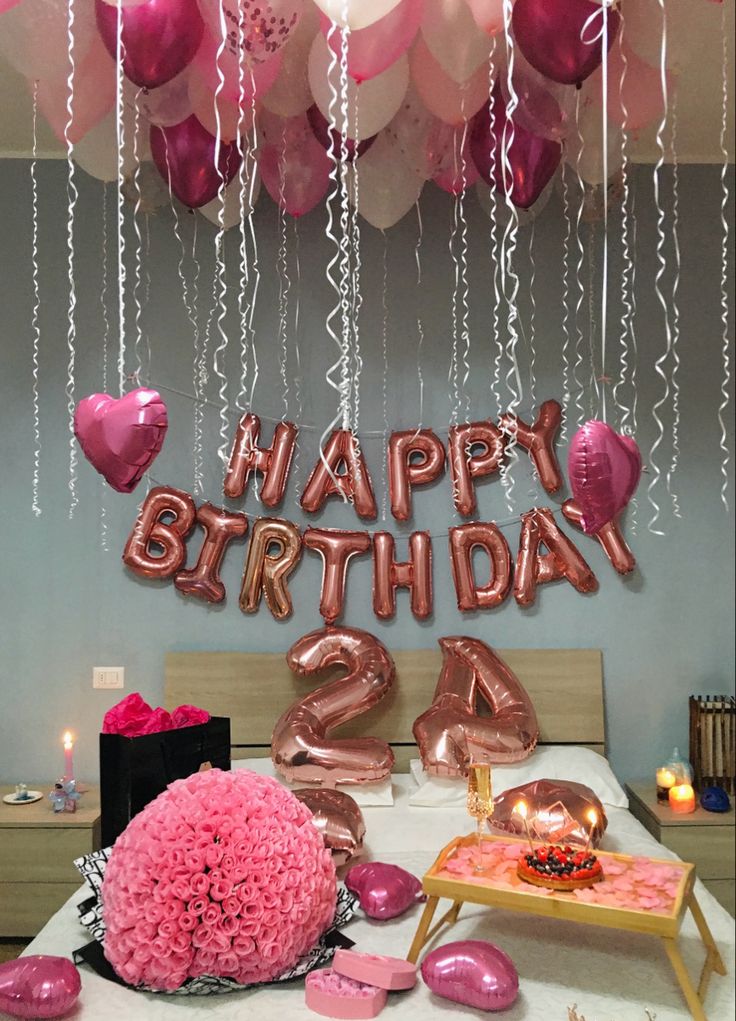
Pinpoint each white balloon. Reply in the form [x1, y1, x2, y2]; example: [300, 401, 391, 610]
[349, 131, 424, 229]
[199, 172, 261, 228]
[565, 100, 623, 186]
[262, 4, 320, 117]
[383, 83, 434, 179]
[0, 0, 96, 80]
[308, 34, 409, 141]
[128, 71, 193, 129]
[73, 107, 148, 182]
[421, 0, 491, 84]
[312, 0, 402, 31]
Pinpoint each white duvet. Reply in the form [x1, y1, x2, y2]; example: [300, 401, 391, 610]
[23, 775, 735, 1021]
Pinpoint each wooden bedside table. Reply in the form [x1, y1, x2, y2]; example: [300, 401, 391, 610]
[0, 785, 101, 937]
[626, 781, 735, 917]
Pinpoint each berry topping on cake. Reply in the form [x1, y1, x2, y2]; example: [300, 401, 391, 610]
[517, 845, 603, 890]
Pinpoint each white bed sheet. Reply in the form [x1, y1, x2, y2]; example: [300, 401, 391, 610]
[22, 775, 735, 1021]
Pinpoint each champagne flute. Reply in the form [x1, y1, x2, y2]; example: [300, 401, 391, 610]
[467, 763, 493, 873]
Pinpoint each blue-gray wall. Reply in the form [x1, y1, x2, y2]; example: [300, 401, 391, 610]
[0, 160, 733, 785]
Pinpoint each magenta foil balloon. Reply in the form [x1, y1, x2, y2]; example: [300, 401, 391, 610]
[150, 115, 241, 208]
[568, 420, 642, 534]
[96, 0, 204, 89]
[470, 83, 561, 210]
[344, 862, 423, 920]
[421, 940, 518, 1012]
[512, 0, 620, 86]
[0, 956, 81, 1020]
[74, 387, 168, 493]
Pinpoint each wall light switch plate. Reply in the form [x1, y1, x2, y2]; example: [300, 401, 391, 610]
[93, 667, 125, 690]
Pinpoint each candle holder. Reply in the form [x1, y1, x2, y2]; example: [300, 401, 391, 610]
[669, 783, 696, 815]
[656, 747, 692, 803]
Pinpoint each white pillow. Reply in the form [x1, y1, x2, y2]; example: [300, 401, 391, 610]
[231, 757, 394, 806]
[408, 746, 628, 809]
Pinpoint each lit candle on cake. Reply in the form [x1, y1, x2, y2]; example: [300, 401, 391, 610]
[583, 808, 598, 853]
[63, 731, 74, 783]
[656, 767, 677, 803]
[669, 784, 695, 814]
[514, 800, 535, 853]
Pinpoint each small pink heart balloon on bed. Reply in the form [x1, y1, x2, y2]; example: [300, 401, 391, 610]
[0, 955, 81, 1019]
[568, 420, 642, 535]
[74, 387, 168, 493]
[421, 940, 519, 1011]
[344, 862, 424, 920]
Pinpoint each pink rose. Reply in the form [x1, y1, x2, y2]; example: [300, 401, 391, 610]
[189, 873, 210, 897]
[192, 924, 216, 949]
[188, 896, 208, 917]
[178, 912, 197, 932]
[222, 896, 241, 917]
[202, 904, 221, 927]
[210, 880, 232, 901]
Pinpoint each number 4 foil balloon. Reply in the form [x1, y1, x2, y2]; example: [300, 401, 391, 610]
[74, 388, 168, 493]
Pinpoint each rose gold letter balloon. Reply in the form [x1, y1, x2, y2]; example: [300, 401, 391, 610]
[271, 626, 396, 785]
[240, 517, 303, 619]
[388, 429, 446, 521]
[449, 522, 512, 611]
[304, 527, 372, 624]
[301, 430, 378, 519]
[413, 637, 539, 775]
[372, 531, 433, 620]
[173, 503, 247, 603]
[293, 788, 366, 866]
[562, 498, 636, 575]
[514, 506, 598, 606]
[448, 421, 504, 516]
[499, 399, 563, 494]
[224, 413, 297, 505]
[122, 485, 196, 578]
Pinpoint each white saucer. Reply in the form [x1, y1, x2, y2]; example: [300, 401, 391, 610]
[3, 791, 43, 805]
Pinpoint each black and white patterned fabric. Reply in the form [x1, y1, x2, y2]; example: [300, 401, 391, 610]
[73, 847, 357, 996]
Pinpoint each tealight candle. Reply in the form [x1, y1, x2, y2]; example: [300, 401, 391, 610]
[63, 731, 74, 783]
[656, 767, 677, 803]
[669, 784, 696, 814]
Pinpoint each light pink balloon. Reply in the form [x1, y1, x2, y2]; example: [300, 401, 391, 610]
[74, 388, 169, 493]
[0, 956, 81, 1021]
[587, 38, 673, 133]
[421, 0, 491, 83]
[568, 420, 642, 534]
[465, 0, 505, 36]
[194, 27, 284, 104]
[0, 0, 97, 80]
[313, 0, 402, 32]
[133, 70, 193, 127]
[199, 171, 260, 227]
[565, 94, 622, 186]
[0, 0, 21, 12]
[410, 35, 488, 125]
[262, 3, 319, 116]
[36, 34, 115, 145]
[259, 109, 332, 216]
[196, 0, 303, 65]
[426, 119, 478, 194]
[188, 66, 255, 140]
[319, 0, 423, 83]
[500, 49, 574, 142]
[384, 83, 434, 177]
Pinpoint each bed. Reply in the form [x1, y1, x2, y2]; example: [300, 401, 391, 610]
[22, 648, 735, 1021]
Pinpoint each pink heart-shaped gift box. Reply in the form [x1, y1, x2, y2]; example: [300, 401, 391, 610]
[74, 388, 168, 493]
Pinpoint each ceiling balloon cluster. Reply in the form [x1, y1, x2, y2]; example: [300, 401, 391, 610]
[0, 0, 692, 229]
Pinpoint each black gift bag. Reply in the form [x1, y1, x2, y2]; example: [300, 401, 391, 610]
[100, 717, 231, 847]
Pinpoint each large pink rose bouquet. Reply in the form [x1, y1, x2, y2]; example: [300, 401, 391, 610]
[102, 769, 337, 990]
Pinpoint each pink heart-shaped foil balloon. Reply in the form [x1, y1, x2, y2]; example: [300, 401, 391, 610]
[74, 387, 168, 493]
[0, 955, 81, 1020]
[568, 420, 642, 534]
[421, 940, 519, 1011]
[344, 862, 424, 920]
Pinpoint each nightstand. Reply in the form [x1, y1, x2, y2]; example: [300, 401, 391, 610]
[626, 781, 735, 917]
[0, 785, 101, 937]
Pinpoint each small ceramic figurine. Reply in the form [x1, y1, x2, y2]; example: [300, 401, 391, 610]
[49, 779, 82, 814]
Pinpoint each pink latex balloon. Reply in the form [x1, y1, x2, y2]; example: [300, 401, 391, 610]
[259, 110, 332, 216]
[465, 0, 505, 36]
[74, 388, 168, 493]
[512, 0, 620, 86]
[500, 48, 573, 142]
[426, 119, 478, 194]
[135, 70, 193, 127]
[261, 3, 318, 116]
[470, 83, 561, 209]
[421, 941, 518, 1011]
[36, 35, 115, 145]
[0, 0, 97, 80]
[197, 0, 303, 65]
[345, 863, 423, 919]
[96, 0, 204, 89]
[319, 0, 423, 83]
[307, 105, 375, 161]
[0, 0, 21, 12]
[410, 35, 488, 125]
[588, 38, 673, 133]
[188, 66, 255, 141]
[568, 420, 642, 534]
[150, 114, 242, 208]
[0, 956, 81, 1020]
[193, 24, 284, 103]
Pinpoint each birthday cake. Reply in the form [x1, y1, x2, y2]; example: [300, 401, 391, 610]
[517, 845, 603, 891]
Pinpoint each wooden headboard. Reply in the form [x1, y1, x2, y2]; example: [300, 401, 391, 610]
[165, 648, 605, 771]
